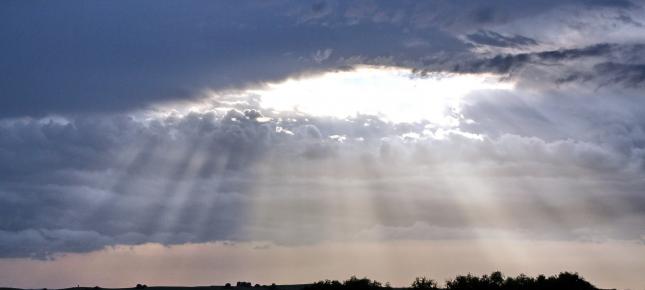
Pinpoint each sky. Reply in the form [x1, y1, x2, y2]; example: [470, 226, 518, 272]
[1, 0, 645, 289]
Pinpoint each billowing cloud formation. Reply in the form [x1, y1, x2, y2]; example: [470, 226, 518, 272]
[1, 89, 644, 258]
[1, 0, 645, 263]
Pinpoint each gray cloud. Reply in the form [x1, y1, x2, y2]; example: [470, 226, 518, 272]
[0, 229, 114, 260]
[408, 43, 645, 91]
[593, 62, 645, 87]
[466, 30, 538, 48]
[428, 43, 615, 74]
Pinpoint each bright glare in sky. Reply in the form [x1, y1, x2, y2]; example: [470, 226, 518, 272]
[251, 66, 514, 124]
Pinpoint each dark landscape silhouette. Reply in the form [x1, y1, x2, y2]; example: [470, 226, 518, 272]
[0, 271, 613, 290]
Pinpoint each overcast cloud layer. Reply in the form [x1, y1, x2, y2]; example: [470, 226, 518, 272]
[1, 0, 645, 265]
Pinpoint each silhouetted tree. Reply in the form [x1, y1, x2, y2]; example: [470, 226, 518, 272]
[489, 271, 504, 288]
[306, 279, 343, 290]
[446, 273, 483, 290]
[225, 283, 232, 288]
[411, 277, 438, 290]
[548, 272, 595, 290]
[343, 276, 386, 290]
[306, 276, 389, 290]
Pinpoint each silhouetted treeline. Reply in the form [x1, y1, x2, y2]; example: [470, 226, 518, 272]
[305, 272, 600, 290]
[442, 271, 597, 290]
[106, 272, 602, 290]
[306, 276, 391, 290]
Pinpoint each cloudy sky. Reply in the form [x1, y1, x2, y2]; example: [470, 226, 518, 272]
[1, 1, 645, 289]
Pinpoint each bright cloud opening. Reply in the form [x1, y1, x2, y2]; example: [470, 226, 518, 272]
[250, 66, 514, 124]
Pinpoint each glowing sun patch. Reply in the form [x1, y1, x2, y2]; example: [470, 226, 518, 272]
[250, 66, 513, 124]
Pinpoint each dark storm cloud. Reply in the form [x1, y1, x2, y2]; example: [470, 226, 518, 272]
[0, 1, 465, 117]
[1, 0, 638, 117]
